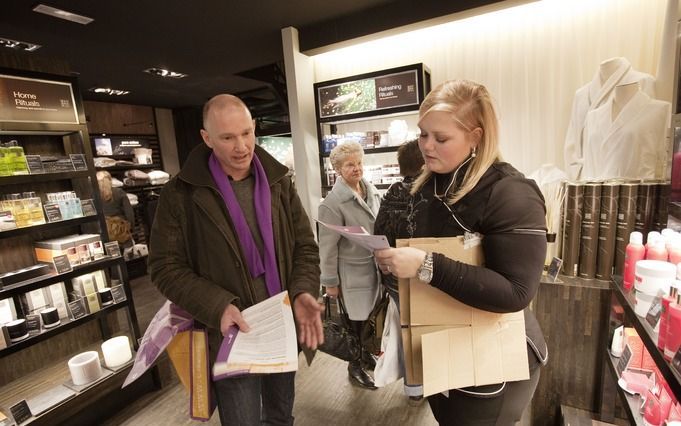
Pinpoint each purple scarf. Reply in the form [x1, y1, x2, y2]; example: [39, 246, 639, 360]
[208, 153, 281, 297]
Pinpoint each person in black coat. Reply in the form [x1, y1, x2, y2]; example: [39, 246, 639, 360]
[374, 79, 548, 426]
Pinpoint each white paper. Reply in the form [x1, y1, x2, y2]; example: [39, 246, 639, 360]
[316, 220, 390, 251]
[213, 291, 298, 378]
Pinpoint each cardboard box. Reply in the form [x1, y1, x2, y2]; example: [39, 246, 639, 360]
[397, 236, 529, 397]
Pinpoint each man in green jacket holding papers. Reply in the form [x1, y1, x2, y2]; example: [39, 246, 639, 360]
[148, 94, 323, 425]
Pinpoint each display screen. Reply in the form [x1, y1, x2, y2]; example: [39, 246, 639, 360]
[317, 69, 419, 119]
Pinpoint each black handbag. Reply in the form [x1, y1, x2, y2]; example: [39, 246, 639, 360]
[361, 290, 390, 356]
[318, 295, 361, 362]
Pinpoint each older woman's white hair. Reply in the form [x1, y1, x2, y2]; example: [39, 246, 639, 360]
[329, 141, 364, 172]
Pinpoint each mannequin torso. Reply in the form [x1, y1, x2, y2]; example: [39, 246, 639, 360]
[599, 57, 626, 85]
[612, 82, 640, 121]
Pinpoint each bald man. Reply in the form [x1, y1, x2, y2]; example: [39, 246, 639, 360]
[149, 94, 323, 425]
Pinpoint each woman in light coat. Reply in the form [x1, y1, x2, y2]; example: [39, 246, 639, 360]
[319, 141, 382, 389]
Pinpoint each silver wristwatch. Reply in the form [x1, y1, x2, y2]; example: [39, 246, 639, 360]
[416, 252, 434, 284]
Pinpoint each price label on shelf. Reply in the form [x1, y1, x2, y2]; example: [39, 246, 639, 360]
[67, 298, 87, 320]
[43, 202, 63, 223]
[9, 400, 32, 424]
[69, 154, 88, 171]
[80, 199, 97, 216]
[25, 155, 45, 174]
[104, 242, 121, 258]
[52, 254, 72, 274]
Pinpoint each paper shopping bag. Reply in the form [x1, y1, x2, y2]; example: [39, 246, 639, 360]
[167, 328, 215, 421]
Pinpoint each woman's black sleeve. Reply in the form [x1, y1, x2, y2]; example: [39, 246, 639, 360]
[430, 177, 547, 313]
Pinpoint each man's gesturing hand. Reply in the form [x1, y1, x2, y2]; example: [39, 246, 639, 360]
[293, 293, 324, 350]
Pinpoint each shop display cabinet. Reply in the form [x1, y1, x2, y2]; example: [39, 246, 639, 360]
[313, 63, 431, 196]
[601, 278, 681, 424]
[90, 134, 165, 248]
[0, 68, 152, 425]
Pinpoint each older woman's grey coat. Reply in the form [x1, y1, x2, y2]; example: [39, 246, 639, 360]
[319, 176, 382, 320]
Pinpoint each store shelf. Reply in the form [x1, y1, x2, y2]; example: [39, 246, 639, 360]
[0, 170, 91, 186]
[322, 183, 391, 191]
[604, 350, 644, 424]
[610, 277, 681, 398]
[0, 339, 139, 425]
[95, 164, 160, 171]
[0, 256, 123, 298]
[0, 215, 99, 238]
[320, 145, 400, 157]
[123, 184, 164, 193]
[0, 301, 129, 358]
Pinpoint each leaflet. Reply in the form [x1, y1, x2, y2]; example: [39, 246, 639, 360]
[316, 220, 390, 252]
[213, 291, 298, 380]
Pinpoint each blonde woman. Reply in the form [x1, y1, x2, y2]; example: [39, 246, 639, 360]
[318, 141, 382, 389]
[96, 171, 134, 247]
[374, 80, 548, 425]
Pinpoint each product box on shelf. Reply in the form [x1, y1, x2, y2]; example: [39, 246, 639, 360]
[0, 298, 17, 325]
[47, 282, 69, 320]
[0, 326, 8, 349]
[34, 234, 103, 264]
[19, 288, 51, 315]
[0, 264, 51, 288]
[72, 273, 101, 314]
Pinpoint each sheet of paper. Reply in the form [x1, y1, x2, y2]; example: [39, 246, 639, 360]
[213, 291, 298, 379]
[316, 220, 390, 251]
[122, 301, 194, 388]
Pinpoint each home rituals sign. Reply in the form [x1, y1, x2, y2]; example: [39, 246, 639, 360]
[0, 74, 78, 124]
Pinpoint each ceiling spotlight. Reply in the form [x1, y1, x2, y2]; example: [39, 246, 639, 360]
[33, 4, 94, 25]
[0, 37, 41, 52]
[89, 87, 130, 96]
[144, 67, 187, 79]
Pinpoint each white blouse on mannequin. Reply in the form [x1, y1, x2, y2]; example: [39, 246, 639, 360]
[564, 57, 656, 180]
[581, 84, 670, 181]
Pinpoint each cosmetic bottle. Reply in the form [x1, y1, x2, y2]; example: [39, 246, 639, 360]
[664, 293, 681, 361]
[658, 286, 678, 350]
[647, 240, 669, 262]
[670, 236, 681, 265]
[644, 388, 662, 426]
[646, 231, 662, 256]
[624, 231, 646, 290]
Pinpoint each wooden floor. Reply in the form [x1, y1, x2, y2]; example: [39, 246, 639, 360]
[102, 274, 438, 426]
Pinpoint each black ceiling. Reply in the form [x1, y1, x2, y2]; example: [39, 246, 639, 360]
[1, 0, 502, 110]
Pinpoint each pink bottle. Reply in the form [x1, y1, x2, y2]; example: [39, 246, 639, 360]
[646, 231, 662, 258]
[658, 286, 678, 350]
[670, 237, 681, 265]
[647, 240, 669, 261]
[624, 232, 645, 291]
[665, 293, 681, 361]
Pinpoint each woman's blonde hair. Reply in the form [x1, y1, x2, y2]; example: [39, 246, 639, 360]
[96, 170, 113, 202]
[411, 79, 501, 204]
[329, 141, 364, 172]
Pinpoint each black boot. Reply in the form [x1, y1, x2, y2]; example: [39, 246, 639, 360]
[348, 360, 377, 390]
[361, 350, 377, 371]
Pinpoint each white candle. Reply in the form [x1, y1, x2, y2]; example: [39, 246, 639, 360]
[101, 335, 132, 368]
[68, 351, 102, 385]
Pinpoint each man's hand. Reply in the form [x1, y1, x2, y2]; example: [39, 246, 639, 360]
[293, 293, 324, 350]
[220, 304, 250, 336]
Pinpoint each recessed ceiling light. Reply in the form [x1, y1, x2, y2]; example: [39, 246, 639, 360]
[89, 87, 130, 96]
[33, 4, 94, 25]
[144, 67, 187, 79]
[0, 37, 41, 52]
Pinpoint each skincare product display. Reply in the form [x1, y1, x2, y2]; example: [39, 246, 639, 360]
[39, 307, 60, 329]
[6, 319, 29, 343]
[67, 351, 103, 386]
[101, 336, 132, 368]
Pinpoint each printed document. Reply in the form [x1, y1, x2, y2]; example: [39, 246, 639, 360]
[316, 220, 390, 251]
[213, 291, 298, 379]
